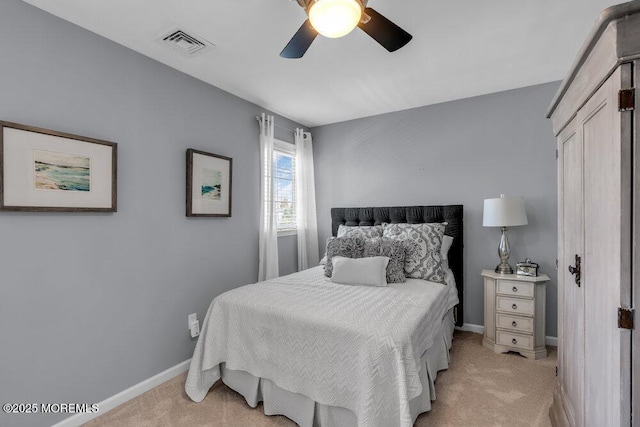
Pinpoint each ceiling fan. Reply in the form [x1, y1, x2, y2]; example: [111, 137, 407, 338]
[280, 0, 413, 58]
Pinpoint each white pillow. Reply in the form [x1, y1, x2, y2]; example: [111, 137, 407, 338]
[330, 256, 389, 287]
[441, 235, 454, 261]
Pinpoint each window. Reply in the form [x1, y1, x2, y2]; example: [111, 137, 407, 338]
[273, 140, 297, 233]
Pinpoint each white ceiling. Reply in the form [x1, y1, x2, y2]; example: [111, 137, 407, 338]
[22, 0, 621, 127]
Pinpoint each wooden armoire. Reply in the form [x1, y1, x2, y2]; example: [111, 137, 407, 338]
[547, 2, 639, 425]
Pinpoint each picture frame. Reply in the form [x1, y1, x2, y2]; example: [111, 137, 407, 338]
[186, 148, 232, 217]
[0, 121, 117, 212]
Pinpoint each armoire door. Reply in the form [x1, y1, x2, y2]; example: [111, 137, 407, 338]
[575, 65, 632, 426]
[558, 115, 584, 426]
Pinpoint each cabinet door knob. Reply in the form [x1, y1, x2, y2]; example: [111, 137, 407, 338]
[512, 338, 518, 345]
[512, 321, 517, 327]
[512, 286, 518, 292]
[512, 303, 518, 310]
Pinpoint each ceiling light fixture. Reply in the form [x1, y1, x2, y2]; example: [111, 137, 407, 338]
[308, 0, 363, 38]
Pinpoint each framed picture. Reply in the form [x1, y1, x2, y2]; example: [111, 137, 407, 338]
[0, 121, 117, 212]
[186, 149, 232, 217]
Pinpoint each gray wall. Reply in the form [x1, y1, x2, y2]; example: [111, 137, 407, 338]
[312, 82, 559, 337]
[0, 1, 301, 426]
[278, 235, 299, 276]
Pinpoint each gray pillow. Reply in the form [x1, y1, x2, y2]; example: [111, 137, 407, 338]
[324, 236, 365, 277]
[363, 237, 407, 283]
[382, 223, 446, 283]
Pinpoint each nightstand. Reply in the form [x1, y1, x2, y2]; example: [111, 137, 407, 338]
[481, 269, 550, 359]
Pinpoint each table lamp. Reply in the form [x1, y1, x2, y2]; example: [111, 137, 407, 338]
[483, 194, 528, 274]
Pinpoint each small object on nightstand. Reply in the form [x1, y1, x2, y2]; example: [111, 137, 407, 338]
[516, 258, 539, 277]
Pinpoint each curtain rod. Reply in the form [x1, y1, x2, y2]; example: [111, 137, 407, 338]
[255, 115, 297, 133]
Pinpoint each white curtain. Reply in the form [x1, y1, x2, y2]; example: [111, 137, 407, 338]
[295, 128, 320, 270]
[258, 113, 279, 281]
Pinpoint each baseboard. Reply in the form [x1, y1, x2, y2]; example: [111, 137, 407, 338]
[455, 323, 485, 334]
[456, 323, 558, 346]
[52, 359, 191, 427]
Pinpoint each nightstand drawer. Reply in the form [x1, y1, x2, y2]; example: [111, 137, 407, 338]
[496, 330, 534, 351]
[496, 280, 534, 298]
[496, 296, 534, 316]
[496, 313, 534, 334]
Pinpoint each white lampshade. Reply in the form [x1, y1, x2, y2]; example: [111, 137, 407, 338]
[309, 0, 362, 38]
[483, 194, 528, 227]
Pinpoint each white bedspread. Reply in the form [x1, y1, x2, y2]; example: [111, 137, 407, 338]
[186, 266, 456, 427]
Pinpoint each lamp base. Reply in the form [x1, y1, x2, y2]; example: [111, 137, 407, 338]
[495, 263, 514, 275]
[495, 226, 513, 274]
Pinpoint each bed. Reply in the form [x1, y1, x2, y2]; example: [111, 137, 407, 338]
[186, 205, 464, 426]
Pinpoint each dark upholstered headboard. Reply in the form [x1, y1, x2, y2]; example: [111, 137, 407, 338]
[331, 205, 464, 326]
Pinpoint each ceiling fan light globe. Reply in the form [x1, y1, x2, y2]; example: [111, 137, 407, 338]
[309, 0, 362, 38]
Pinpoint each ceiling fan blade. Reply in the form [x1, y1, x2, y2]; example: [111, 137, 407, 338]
[358, 7, 412, 52]
[280, 19, 318, 58]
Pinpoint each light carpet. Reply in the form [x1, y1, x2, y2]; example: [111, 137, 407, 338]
[84, 331, 556, 426]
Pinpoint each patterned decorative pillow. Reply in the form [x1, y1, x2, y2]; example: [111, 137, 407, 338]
[382, 223, 446, 283]
[336, 225, 383, 239]
[363, 237, 407, 283]
[324, 236, 365, 277]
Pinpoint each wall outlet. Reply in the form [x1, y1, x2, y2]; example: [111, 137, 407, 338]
[190, 320, 200, 338]
[188, 313, 197, 329]
[188, 313, 199, 338]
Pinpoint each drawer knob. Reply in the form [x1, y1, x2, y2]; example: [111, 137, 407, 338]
[512, 321, 517, 327]
[512, 338, 518, 345]
[512, 303, 518, 310]
[512, 286, 518, 292]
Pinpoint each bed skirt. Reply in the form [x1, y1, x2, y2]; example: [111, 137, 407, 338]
[217, 309, 456, 426]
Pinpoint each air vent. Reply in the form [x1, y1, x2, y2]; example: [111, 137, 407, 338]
[158, 28, 213, 57]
